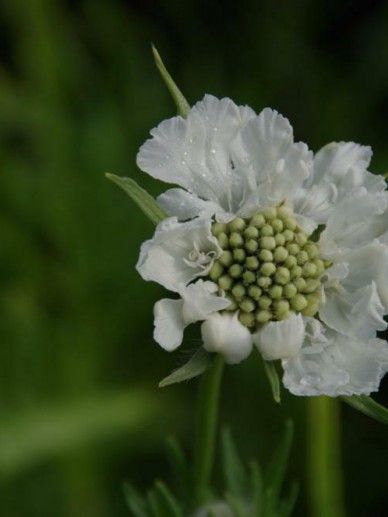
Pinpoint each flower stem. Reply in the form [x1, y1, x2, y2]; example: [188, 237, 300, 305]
[193, 354, 224, 506]
[306, 396, 346, 517]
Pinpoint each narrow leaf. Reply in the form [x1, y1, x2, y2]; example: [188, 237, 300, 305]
[341, 395, 388, 425]
[106, 173, 166, 225]
[123, 483, 149, 517]
[249, 460, 263, 517]
[222, 428, 249, 499]
[278, 482, 299, 517]
[264, 420, 294, 512]
[152, 45, 190, 117]
[153, 481, 183, 517]
[159, 348, 211, 388]
[263, 361, 281, 404]
[165, 436, 189, 500]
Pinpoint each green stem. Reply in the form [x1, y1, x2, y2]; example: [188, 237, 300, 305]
[306, 397, 346, 517]
[193, 354, 224, 506]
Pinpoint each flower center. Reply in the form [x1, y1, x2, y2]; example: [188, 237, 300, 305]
[209, 206, 330, 330]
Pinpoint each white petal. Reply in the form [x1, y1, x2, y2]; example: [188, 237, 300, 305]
[282, 323, 388, 396]
[320, 282, 387, 340]
[136, 217, 222, 292]
[319, 191, 388, 257]
[341, 241, 388, 309]
[157, 188, 230, 221]
[252, 314, 305, 360]
[153, 298, 185, 351]
[238, 109, 312, 205]
[181, 280, 230, 324]
[201, 312, 252, 364]
[137, 95, 256, 215]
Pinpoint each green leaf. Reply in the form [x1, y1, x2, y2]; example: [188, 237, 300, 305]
[123, 483, 149, 517]
[159, 348, 212, 388]
[152, 45, 190, 117]
[263, 361, 281, 404]
[249, 460, 263, 517]
[222, 428, 249, 499]
[165, 436, 189, 500]
[341, 395, 388, 425]
[278, 482, 299, 517]
[106, 173, 166, 225]
[153, 481, 183, 517]
[264, 420, 294, 513]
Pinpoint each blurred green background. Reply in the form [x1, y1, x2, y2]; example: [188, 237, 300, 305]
[0, 0, 387, 515]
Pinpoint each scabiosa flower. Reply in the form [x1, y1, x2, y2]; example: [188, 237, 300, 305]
[136, 94, 388, 396]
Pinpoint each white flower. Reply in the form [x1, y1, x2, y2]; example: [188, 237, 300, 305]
[136, 94, 388, 396]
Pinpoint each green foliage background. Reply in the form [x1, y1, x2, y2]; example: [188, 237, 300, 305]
[0, 1, 387, 515]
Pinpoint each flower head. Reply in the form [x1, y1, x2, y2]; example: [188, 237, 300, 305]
[136, 94, 388, 397]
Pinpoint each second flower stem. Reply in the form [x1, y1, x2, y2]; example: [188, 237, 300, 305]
[306, 396, 346, 517]
[193, 354, 224, 506]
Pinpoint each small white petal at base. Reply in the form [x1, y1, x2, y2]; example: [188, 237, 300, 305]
[201, 312, 252, 364]
[252, 314, 305, 361]
[153, 298, 185, 351]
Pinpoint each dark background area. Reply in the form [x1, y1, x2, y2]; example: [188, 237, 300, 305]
[0, 0, 387, 515]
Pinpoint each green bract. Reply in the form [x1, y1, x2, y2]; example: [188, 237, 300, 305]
[210, 206, 329, 329]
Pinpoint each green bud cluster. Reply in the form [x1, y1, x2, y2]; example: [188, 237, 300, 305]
[209, 206, 329, 330]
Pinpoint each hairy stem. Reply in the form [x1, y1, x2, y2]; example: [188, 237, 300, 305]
[306, 397, 346, 517]
[193, 354, 224, 506]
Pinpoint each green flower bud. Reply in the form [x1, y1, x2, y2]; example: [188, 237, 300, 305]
[286, 243, 299, 255]
[283, 283, 298, 299]
[296, 250, 309, 265]
[260, 262, 276, 276]
[218, 274, 233, 291]
[250, 213, 265, 228]
[273, 299, 290, 315]
[274, 246, 289, 263]
[225, 296, 238, 311]
[283, 229, 294, 242]
[233, 248, 246, 262]
[229, 217, 246, 232]
[277, 205, 292, 219]
[209, 261, 224, 281]
[305, 243, 319, 258]
[275, 267, 290, 285]
[277, 310, 293, 321]
[259, 249, 273, 262]
[256, 309, 272, 323]
[295, 232, 307, 246]
[239, 311, 255, 327]
[244, 225, 259, 239]
[229, 232, 244, 248]
[271, 218, 284, 233]
[274, 233, 286, 246]
[312, 258, 325, 276]
[284, 255, 297, 268]
[232, 283, 245, 300]
[290, 293, 308, 311]
[246, 256, 259, 270]
[212, 222, 227, 236]
[301, 293, 320, 316]
[303, 278, 320, 293]
[245, 239, 259, 253]
[258, 296, 272, 309]
[293, 277, 306, 291]
[262, 207, 277, 220]
[219, 250, 233, 267]
[257, 276, 272, 289]
[261, 224, 274, 236]
[243, 270, 256, 284]
[269, 285, 283, 299]
[229, 264, 243, 278]
[248, 285, 262, 301]
[217, 232, 229, 249]
[290, 265, 303, 279]
[302, 262, 318, 278]
[260, 236, 276, 250]
[239, 297, 256, 313]
[284, 217, 297, 231]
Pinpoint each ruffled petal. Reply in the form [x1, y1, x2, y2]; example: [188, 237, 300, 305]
[320, 282, 387, 340]
[136, 217, 222, 292]
[252, 314, 305, 360]
[201, 312, 253, 364]
[319, 191, 388, 257]
[238, 109, 312, 206]
[181, 280, 230, 324]
[282, 321, 388, 396]
[137, 95, 256, 215]
[153, 298, 185, 351]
